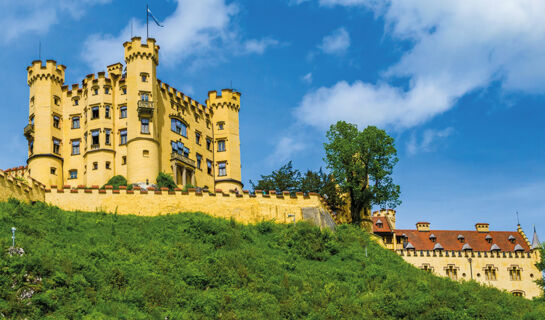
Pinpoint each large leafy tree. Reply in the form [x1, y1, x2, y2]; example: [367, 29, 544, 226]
[250, 161, 301, 193]
[300, 169, 345, 213]
[324, 121, 400, 225]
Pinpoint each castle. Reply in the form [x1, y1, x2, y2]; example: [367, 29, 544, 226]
[371, 209, 542, 298]
[24, 37, 242, 191]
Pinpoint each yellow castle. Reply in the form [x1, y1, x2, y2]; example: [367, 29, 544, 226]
[24, 37, 242, 191]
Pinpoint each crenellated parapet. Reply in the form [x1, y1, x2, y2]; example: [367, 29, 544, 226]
[0, 169, 46, 203]
[207, 89, 241, 111]
[27, 60, 65, 86]
[123, 37, 159, 65]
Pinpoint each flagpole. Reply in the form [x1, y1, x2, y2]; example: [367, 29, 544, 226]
[146, 3, 149, 39]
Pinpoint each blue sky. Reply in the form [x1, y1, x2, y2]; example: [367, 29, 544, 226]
[1, 0, 544, 239]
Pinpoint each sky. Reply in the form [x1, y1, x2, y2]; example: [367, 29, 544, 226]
[0, 0, 544, 239]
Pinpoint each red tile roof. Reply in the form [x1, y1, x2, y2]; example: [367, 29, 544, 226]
[394, 229, 530, 252]
[371, 216, 393, 233]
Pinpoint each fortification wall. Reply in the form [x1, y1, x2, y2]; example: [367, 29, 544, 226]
[0, 170, 45, 203]
[44, 187, 334, 226]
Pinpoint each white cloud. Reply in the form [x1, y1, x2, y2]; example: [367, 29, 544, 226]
[82, 0, 278, 71]
[406, 127, 454, 155]
[302, 72, 313, 84]
[0, 0, 110, 43]
[296, 1, 545, 130]
[267, 137, 307, 165]
[243, 38, 279, 55]
[319, 28, 350, 54]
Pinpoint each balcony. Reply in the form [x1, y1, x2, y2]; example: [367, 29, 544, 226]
[90, 144, 100, 150]
[23, 124, 34, 139]
[171, 152, 195, 167]
[137, 100, 154, 116]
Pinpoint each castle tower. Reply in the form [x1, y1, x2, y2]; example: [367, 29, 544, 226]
[124, 37, 160, 185]
[207, 89, 243, 191]
[26, 60, 66, 187]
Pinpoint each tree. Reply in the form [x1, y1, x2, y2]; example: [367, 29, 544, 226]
[250, 161, 301, 193]
[156, 172, 177, 191]
[324, 121, 400, 225]
[300, 169, 345, 213]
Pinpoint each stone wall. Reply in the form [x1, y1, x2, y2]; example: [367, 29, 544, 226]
[44, 187, 334, 227]
[0, 170, 45, 203]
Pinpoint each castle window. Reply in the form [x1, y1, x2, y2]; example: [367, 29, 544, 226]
[30, 96, 34, 106]
[91, 130, 99, 148]
[92, 162, 98, 170]
[29, 140, 33, 154]
[171, 118, 187, 137]
[71, 140, 80, 155]
[141, 118, 150, 134]
[484, 265, 497, 281]
[143, 150, 149, 158]
[54, 96, 60, 106]
[104, 87, 110, 94]
[105, 106, 111, 118]
[53, 115, 60, 129]
[206, 138, 212, 151]
[512, 291, 524, 297]
[421, 264, 433, 272]
[509, 266, 522, 281]
[120, 129, 127, 145]
[195, 132, 201, 145]
[50, 167, 56, 175]
[72, 117, 80, 129]
[52, 138, 60, 154]
[121, 86, 127, 95]
[30, 116, 34, 126]
[445, 265, 457, 280]
[122, 156, 127, 165]
[217, 140, 226, 152]
[217, 122, 225, 130]
[218, 162, 227, 177]
[196, 154, 202, 169]
[141, 73, 148, 82]
[183, 147, 190, 158]
[91, 106, 99, 119]
[93, 88, 98, 95]
[141, 93, 149, 101]
[69, 170, 77, 179]
[74, 99, 79, 106]
[207, 160, 213, 175]
[120, 106, 127, 119]
[105, 129, 111, 145]
[106, 161, 111, 169]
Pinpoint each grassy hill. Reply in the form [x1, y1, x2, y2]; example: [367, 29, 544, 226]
[0, 199, 544, 319]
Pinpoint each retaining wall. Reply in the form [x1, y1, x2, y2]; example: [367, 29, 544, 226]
[0, 170, 45, 203]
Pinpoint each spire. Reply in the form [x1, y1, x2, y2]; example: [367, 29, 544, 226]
[531, 226, 541, 250]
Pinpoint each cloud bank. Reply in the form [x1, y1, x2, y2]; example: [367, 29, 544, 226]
[296, 1, 545, 130]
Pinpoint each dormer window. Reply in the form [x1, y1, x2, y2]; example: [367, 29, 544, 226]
[375, 218, 383, 228]
[508, 235, 516, 243]
[486, 235, 492, 243]
[457, 234, 465, 243]
[429, 234, 436, 242]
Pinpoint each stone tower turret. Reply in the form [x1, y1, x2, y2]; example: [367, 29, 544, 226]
[124, 37, 160, 185]
[207, 89, 242, 191]
[26, 60, 66, 186]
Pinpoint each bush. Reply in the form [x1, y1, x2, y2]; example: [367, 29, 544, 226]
[102, 175, 128, 190]
[156, 172, 177, 191]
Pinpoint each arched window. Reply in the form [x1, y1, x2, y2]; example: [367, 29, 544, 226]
[484, 265, 497, 281]
[509, 266, 522, 281]
[171, 118, 187, 137]
[445, 265, 458, 280]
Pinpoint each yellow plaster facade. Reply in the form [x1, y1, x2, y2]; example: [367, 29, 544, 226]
[24, 37, 242, 191]
[372, 210, 543, 299]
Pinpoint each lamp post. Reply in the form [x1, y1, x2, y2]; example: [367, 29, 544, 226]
[287, 214, 296, 226]
[468, 257, 473, 280]
[11, 227, 16, 247]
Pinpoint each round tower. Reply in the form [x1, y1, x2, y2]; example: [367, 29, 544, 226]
[26, 60, 66, 187]
[124, 37, 160, 185]
[207, 89, 243, 191]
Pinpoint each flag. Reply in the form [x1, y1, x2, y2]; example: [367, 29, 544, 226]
[147, 7, 164, 27]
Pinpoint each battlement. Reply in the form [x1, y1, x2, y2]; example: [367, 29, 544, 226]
[207, 89, 241, 111]
[123, 37, 159, 65]
[0, 169, 46, 203]
[27, 60, 66, 86]
[107, 62, 123, 78]
[158, 80, 209, 114]
[397, 249, 535, 259]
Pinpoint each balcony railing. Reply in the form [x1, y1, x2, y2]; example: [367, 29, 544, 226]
[90, 144, 100, 150]
[23, 124, 34, 138]
[171, 152, 196, 167]
[137, 100, 154, 115]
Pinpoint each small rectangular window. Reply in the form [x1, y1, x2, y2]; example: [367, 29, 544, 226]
[207, 160, 213, 175]
[91, 130, 99, 147]
[121, 87, 127, 95]
[93, 88, 98, 95]
[171, 118, 187, 136]
[141, 118, 150, 134]
[71, 140, 80, 155]
[105, 129, 111, 145]
[29, 140, 33, 154]
[141, 75, 147, 82]
[120, 129, 127, 145]
[106, 161, 111, 169]
[218, 162, 227, 177]
[120, 106, 127, 119]
[72, 116, 80, 129]
[50, 167, 56, 175]
[143, 150, 149, 157]
[53, 116, 60, 129]
[206, 138, 212, 151]
[104, 87, 110, 94]
[217, 140, 226, 152]
[74, 99, 79, 106]
[122, 156, 127, 165]
[92, 106, 99, 119]
[141, 93, 149, 101]
[53, 139, 60, 154]
[69, 170, 77, 179]
[105, 106, 111, 118]
[217, 122, 225, 130]
[196, 154, 202, 169]
[92, 162, 98, 170]
[195, 132, 201, 145]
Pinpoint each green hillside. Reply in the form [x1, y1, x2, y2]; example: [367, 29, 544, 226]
[0, 199, 544, 319]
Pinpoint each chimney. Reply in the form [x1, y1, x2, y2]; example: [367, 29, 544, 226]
[475, 223, 489, 233]
[416, 222, 430, 232]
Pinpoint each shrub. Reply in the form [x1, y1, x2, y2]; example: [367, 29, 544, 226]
[156, 172, 177, 191]
[102, 175, 128, 190]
